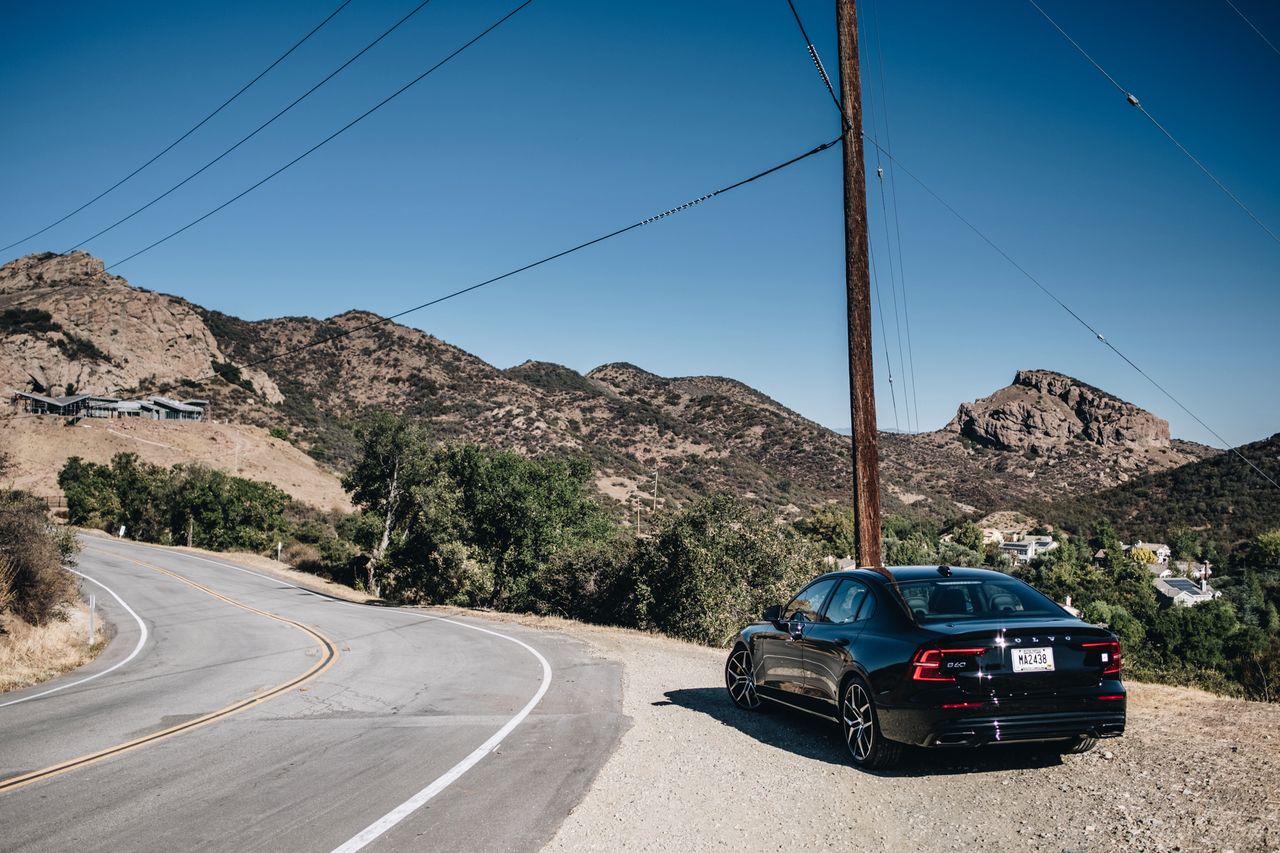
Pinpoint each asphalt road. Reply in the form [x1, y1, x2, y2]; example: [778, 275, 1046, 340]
[0, 538, 623, 852]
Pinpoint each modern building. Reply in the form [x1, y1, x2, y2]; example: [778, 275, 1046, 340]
[9, 390, 207, 422]
[1154, 577, 1220, 607]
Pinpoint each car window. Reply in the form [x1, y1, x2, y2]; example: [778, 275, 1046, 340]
[824, 580, 870, 624]
[785, 578, 838, 622]
[897, 577, 1064, 622]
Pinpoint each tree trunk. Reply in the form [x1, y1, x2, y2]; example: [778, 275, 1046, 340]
[369, 456, 400, 599]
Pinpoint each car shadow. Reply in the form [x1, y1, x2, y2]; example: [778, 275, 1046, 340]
[659, 687, 1067, 777]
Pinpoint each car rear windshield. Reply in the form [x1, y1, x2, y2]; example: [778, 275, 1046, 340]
[897, 577, 1065, 622]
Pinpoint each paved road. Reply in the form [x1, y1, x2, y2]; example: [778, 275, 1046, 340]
[0, 539, 623, 852]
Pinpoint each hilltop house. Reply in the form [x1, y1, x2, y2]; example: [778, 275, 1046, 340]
[9, 390, 207, 422]
[1154, 577, 1220, 607]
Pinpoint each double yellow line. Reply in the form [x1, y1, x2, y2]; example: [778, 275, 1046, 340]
[0, 550, 339, 794]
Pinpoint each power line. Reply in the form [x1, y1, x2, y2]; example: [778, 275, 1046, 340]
[783, 0, 845, 124]
[0, 0, 355, 255]
[867, 234, 902, 432]
[861, 133, 1280, 493]
[186, 137, 842, 383]
[61, 0, 439, 256]
[1026, 0, 1280, 246]
[1224, 0, 1280, 59]
[866, 0, 921, 434]
[860, 31, 910, 434]
[104, 0, 535, 272]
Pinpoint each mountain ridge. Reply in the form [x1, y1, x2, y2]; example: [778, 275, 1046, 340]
[0, 252, 1222, 518]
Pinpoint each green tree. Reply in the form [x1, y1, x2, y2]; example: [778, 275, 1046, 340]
[795, 504, 856, 558]
[634, 495, 820, 645]
[341, 414, 431, 596]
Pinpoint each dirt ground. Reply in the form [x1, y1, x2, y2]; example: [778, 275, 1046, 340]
[0, 416, 351, 512]
[441, 611, 1279, 853]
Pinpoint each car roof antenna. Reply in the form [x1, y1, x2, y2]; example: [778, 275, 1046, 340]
[937, 565, 952, 577]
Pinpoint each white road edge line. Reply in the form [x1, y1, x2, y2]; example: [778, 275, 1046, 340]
[330, 620, 552, 853]
[0, 569, 149, 709]
[87, 539, 555, 851]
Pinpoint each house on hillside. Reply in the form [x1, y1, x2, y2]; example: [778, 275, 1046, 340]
[1154, 577, 1220, 607]
[1146, 563, 1174, 580]
[10, 390, 92, 417]
[981, 528, 1004, 545]
[9, 390, 206, 422]
[147, 397, 206, 421]
[1129, 541, 1171, 564]
[999, 536, 1059, 565]
[1173, 559, 1213, 580]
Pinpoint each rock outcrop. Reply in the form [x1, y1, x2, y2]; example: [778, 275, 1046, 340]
[0, 252, 281, 402]
[946, 369, 1171, 452]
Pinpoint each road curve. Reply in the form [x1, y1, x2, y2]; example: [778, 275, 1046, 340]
[0, 539, 623, 852]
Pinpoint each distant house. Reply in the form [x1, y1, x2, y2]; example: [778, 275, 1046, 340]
[1146, 564, 1174, 580]
[1129, 541, 1171, 564]
[981, 528, 1005, 545]
[147, 397, 205, 421]
[9, 390, 206, 422]
[999, 536, 1059, 565]
[1155, 577, 1220, 607]
[10, 390, 92, 417]
[1173, 560, 1213, 580]
[1093, 549, 1109, 567]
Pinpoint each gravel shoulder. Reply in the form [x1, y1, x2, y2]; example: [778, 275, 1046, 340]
[446, 611, 1280, 853]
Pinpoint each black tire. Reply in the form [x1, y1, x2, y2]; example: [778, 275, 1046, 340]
[725, 645, 763, 711]
[1062, 736, 1097, 754]
[840, 676, 902, 770]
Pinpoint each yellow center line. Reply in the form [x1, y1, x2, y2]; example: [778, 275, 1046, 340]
[0, 548, 340, 794]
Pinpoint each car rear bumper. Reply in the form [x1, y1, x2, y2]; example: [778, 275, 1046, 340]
[881, 704, 1126, 747]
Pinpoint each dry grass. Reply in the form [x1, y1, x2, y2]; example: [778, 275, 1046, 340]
[0, 603, 101, 694]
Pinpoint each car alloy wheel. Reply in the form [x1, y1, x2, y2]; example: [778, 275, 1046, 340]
[843, 680, 875, 762]
[725, 647, 761, 710]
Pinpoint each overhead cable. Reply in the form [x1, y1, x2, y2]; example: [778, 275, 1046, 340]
[1223, 0, 1280, 59]
[861, 133, 1280, 493]
[105, 0, 535, 271]
[61, 0, 439, 255]
[1026, 0, 1280, 246]
[867, 0, 922, 433]
[186, 137, 843, 383]
[0, 0, 355, 254]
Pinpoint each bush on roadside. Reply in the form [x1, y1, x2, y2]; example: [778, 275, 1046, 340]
[0, 490, 80, 626]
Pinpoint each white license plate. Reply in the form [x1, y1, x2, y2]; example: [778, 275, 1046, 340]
[1012, 647, 1055, 673]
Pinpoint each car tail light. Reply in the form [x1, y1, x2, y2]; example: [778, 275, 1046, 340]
[911, 647, 987, 682]
[1083, 640, 1122, 676]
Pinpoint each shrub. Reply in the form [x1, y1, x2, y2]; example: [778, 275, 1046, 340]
[0, 491, 80, 626]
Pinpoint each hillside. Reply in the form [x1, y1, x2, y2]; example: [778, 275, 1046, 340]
[0, 252, 1224, 518]
[1041, 432, 1280, 550]
[0, 416, 352, 513]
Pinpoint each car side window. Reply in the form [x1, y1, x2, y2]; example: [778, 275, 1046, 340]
[785, 578, 838, 622]
[824, 580, 870, 624]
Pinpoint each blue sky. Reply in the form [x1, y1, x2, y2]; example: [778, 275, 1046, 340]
[2, 1, 1277, 446]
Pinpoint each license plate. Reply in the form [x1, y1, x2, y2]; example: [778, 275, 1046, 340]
[1012, 647, 1055, 673]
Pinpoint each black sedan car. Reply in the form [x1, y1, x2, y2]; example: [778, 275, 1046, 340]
[725, 566, 1125, 769]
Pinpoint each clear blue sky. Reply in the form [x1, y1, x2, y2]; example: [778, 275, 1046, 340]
[2, 1, 1277, 446]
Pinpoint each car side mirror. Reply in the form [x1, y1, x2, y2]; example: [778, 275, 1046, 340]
[762, 604, 782, 622]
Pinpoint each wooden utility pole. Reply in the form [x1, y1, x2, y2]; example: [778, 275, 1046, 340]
[837, 0, 883, 568]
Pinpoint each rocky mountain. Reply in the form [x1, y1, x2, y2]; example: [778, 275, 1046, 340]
[0, 252, 1220, 519]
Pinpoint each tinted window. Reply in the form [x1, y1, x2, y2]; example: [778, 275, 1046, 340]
[825, 580, 871, 624]
[785, 578, 839, 622]
[897, 577, 1064, 622]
